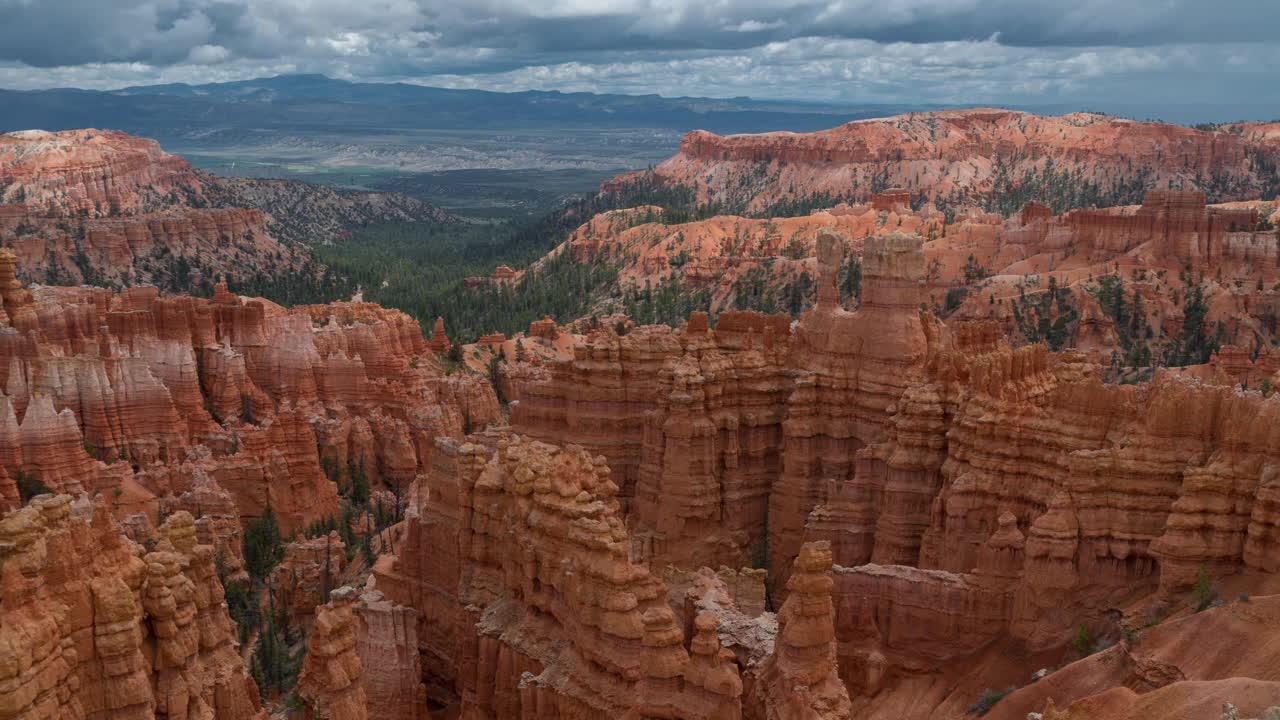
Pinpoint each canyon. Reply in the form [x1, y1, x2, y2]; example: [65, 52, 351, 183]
[499, 228, 1280, 718]
[3, 109, 1280, 720]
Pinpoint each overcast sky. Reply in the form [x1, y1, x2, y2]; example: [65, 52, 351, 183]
[1, 0, 1278, 118]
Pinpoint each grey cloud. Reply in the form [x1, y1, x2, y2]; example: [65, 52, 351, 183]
[5, 0, 1280, 70]
[1, 0, 1279, 117]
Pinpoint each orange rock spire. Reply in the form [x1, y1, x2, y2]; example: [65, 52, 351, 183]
[429, 316, 451, 354]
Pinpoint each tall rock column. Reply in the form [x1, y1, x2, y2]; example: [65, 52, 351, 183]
[354, 589, 426, 720]
[141, 549, 212, 720]
[297, 587, 367, 720]
[815, 229, 842, 310]
[771, 231, 929, 601]
[749, 541, 851, 720]
[429, 317, 451, 355]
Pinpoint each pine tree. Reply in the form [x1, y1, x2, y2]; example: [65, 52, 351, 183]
[244, 504, 283, 581]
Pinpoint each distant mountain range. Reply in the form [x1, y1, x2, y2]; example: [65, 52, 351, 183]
[0, 73, 928, 138]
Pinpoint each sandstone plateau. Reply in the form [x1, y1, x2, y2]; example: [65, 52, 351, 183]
[0, 129, 446, 290]
[651, 109, 1280, 213]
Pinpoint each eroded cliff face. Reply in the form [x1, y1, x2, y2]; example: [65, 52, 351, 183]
[501, 227, 1280, 718]
[559, 201, 942, 315]
[656, 110, 1280, 213]
[510, 309, 796, 570]
[297, 587, 368, 720]
[0, 261, 500, 718]
[369, 430, 849, 720]
[533, 180, 1280, 372]
[0, 495, 265, 720]
[0, 262, 499, 531]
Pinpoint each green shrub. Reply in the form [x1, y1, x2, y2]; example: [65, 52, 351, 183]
[967, 687, 1013, 716]
[16, 472, 52, 504]
[1072, 625, 1096, 657]
[1194, 565, 1218, 612]
[944, 287, 969, 315]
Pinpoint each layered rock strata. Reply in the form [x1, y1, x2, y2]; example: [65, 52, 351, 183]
[508, 223, 1280, 717]
[373, 431, 849, 719]
[0, 273, 499, 531]
[0, 495, 266, 720]
[353, 589, 426, 720]
[297, 586, 368, 720]
[0, 129, 447, 289]
[656, 110, 1280, 213]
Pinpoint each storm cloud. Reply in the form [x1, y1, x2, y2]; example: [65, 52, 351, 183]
[1, 0, 1278, 116]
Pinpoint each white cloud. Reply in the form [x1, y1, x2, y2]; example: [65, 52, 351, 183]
[188, 44, 230, 65]
[730, 19, 785, 32]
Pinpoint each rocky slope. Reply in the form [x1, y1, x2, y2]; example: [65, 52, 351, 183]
[651, 109, 1280, 213]
[0, 129, 447, 289]
[206, 174, 451, 246]
[543, 185, 1280, 377]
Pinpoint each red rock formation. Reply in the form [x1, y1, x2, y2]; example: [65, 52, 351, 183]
[11, 118, 1280, 720]
[429, 317, 451, 355]
[165, 469, 249, 582]
[353, 589, 427, 720]
[0, 496, 266, 720]
[0, 129, 198, 216]
[656, 110, 1279, 213]
[0, 272, 498, 533]
[869, 189, 911, 213]
[271, 531, 346, 623]
[630, 606, 746, 720]
[529, 315, 559, 340]
[1021, 201, 1054, 226]
[0, 129, 443, 290]
[553, 203, 939, 315]
[373, 432, 775, 719]
[297, 586, 368, 720]
[769, 230, 931, 598]
[505, 227, 1280, 717]
[748, 541, 851, 719]
[511, 310, 795, 571]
